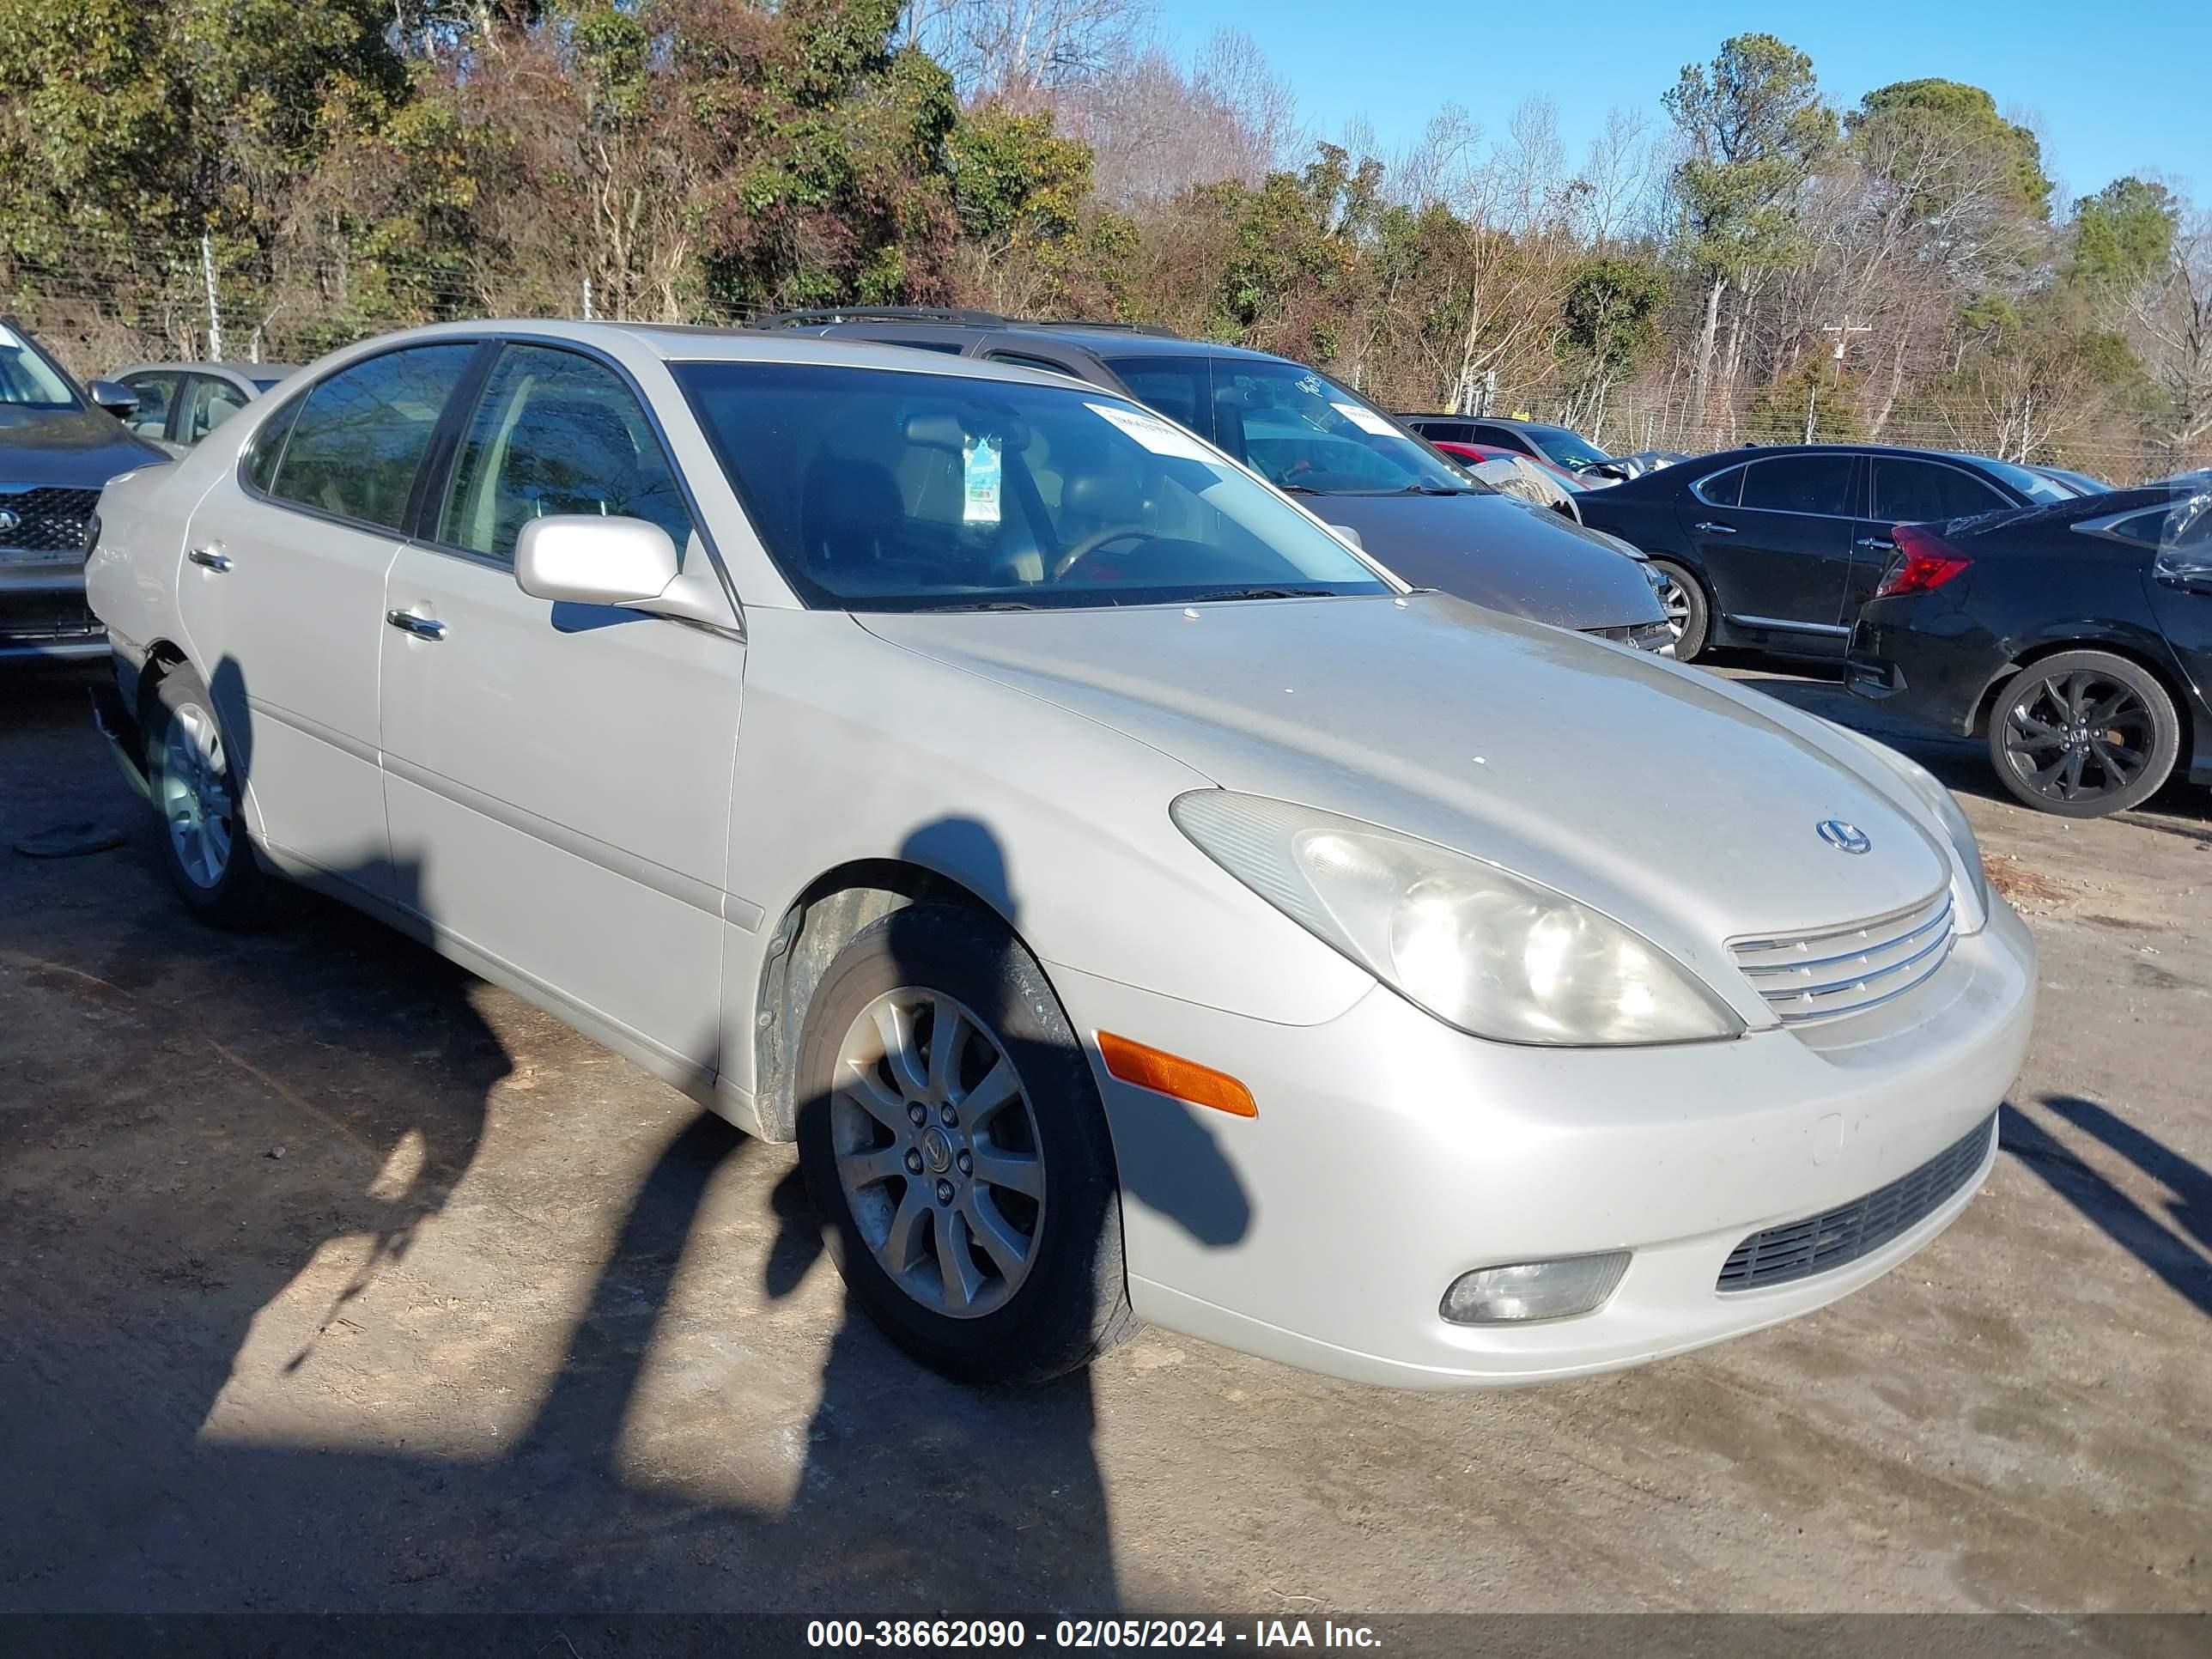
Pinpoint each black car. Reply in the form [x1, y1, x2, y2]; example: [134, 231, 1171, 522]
[1575, 443, 2078, 661]
[0, 319, 164, 660]
[1848, 485, 2212, 817]
[1398, 414, 1635, 481]
[755, 308, 1672, 647]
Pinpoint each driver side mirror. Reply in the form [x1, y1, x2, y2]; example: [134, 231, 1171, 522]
[88, 380, 139, 421]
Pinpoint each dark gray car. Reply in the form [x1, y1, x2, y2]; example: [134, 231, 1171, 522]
[756, 310, 1672, 647]
[1, 319, 166, 660]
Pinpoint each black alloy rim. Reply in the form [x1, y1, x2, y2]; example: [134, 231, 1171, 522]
[2001, 670, 2154, 804]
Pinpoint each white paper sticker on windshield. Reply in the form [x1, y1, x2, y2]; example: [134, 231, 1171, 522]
[1086, 401, 1214, 462]
[1331, 401, 1398, 437]
[963, 436, 1002, 525]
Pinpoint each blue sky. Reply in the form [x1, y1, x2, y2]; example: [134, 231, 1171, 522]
[1158, 0, 2210, 210]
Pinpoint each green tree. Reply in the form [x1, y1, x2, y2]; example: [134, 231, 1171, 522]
[1850, 80, 2051, 221]
[1663, 33, 1836, 415]
[1557, 253, 1666, 438]
[2071, 176, 2179, 292]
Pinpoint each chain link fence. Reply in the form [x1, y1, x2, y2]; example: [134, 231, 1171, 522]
[3, 236, 2189, 486]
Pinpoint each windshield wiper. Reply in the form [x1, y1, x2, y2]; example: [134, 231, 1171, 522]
[1274, 482, 1326, 495]
[916, 599, 1042, 612]
[1188, 586, 1340, 603]
[1396, 483, 1474, 495]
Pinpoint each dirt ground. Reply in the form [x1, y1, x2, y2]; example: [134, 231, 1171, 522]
[3, 657, 2208, 1626]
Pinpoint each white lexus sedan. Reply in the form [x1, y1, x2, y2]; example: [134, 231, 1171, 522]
[85, 322, 2035, 1389]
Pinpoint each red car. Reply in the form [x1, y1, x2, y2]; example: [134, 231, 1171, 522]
[1430, 440, 1591, 492]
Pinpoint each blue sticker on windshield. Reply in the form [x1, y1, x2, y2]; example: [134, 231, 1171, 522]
[963, 436, 1002, 525]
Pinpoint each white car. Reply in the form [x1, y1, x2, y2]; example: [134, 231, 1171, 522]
[86, 322, 2036, 1389]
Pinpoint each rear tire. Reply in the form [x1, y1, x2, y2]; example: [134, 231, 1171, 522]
[795, 902, 1136, 1385]
[1985, 650, 2179, 817]
[147, 666, 289, 927]
[1650, 559, 1709, 661]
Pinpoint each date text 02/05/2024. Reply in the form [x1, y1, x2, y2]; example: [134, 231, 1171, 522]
[805, 1619, 1382, 1648]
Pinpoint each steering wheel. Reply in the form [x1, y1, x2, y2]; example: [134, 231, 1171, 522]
[1051, 526, 1160, 581]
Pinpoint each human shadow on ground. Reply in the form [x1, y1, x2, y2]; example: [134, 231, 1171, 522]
[2, 665, 1245, 1621]
[1999, 1095, 2212, 1320]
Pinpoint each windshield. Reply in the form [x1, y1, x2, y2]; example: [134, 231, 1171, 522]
[1521, 424, 1613, 471]
[1980, 457, 2075, 507]
[1191, 356, 1476, 497]
[0, 323, 80, 409]
[676, 362, 1394, 611]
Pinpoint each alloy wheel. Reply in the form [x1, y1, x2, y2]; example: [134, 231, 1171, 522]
[830, 988, 1047, 1319]
[1999, 670, 2154, 807]
[1652, 572, 1693, 640]
[160, 700, 234, 889]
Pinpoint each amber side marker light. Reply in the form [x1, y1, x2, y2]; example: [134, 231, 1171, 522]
[1095, 1032, 1258, 1118]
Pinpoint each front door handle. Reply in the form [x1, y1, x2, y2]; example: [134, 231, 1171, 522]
[385, 608, 448, 641]
[1692, 521, 1737, 535]
[1856, 536, 1896, 551]
[187, 546, 232, 572]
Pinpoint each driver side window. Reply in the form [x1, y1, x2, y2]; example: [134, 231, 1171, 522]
[437, 344, 694, 562]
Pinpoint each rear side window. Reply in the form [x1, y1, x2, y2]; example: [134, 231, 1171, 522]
[1692, 465, 1745, 507]
[437, 343, 693, 562]
[1741, 454, 1855, 516]
[1468, 424, 1529, 453]
[267, 344, 477, 531]
[1100, 356, 1212, 442]
[1418, 421, 1475, 443]
[1872, 459, 2005, 523]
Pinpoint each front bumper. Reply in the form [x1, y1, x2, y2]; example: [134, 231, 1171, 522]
[1, 561, 105, 660]
[1053, 897, 2036, 1389]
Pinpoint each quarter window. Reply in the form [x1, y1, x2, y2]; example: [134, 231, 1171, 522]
[1692, 465, 1746, 507]
[266, 344, 477, 531]
[437, 343, 694, 562]
[1740, 454, 1856, 517]
[1871, 459, 2005, 523]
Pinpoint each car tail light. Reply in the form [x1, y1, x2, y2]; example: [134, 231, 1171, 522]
[1875, 525, 1972, 599]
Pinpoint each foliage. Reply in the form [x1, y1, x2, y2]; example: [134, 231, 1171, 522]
[2071, 177, 2179, 292]
[1663, 33, 1836, 281]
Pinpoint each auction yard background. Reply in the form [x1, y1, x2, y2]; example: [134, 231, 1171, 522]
[1, 0, 2208, 481]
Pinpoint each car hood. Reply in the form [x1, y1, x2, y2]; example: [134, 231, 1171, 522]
[0, 404, 167, 488]
[1316, 491, 1666, 631]
[862, 593, 1954, 989]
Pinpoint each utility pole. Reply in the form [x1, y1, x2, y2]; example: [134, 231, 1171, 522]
[201, 234, 223, 362]
[1821, 318, 1872, 362]
[1810, 318, 1871, 443]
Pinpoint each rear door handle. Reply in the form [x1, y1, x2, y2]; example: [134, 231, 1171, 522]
[187, 546, 232, 572]
[1692, 521, 1737, 535]
[1856, 536, 1896, 551]
[385, 609, 448, 641]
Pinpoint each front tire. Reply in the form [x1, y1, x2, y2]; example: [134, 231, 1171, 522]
[1986, 650, 2180, 817]
[795, 902, 1135, 1384]
[148, 666, 287, 927]
[1649, 559, 1709, 661]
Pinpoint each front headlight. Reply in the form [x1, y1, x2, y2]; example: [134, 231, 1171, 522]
[1171, 792, 1744, 1047]
[1819, 722, 1990, 932]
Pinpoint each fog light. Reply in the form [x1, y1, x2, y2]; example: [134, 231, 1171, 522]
[1440, 1251, 1630, 1324]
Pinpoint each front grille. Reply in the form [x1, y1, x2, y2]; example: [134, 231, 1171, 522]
[1730, 886, 1956, 1024]
[0, 485, 100, 558]
[1717, 1113, 1994, 1291]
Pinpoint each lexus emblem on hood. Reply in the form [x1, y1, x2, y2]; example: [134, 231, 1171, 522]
[0, 509, 17, 536]
[1817, 819, 1873, 854]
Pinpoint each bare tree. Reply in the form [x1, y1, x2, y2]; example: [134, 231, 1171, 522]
[910, 0, 1155, 106]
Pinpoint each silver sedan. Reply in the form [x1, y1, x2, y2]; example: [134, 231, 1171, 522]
[86, 322, 2035, 1387]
